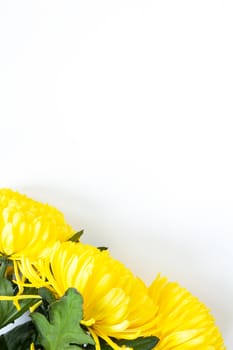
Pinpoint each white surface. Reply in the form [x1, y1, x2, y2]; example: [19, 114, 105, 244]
[0, 1, 232, 346]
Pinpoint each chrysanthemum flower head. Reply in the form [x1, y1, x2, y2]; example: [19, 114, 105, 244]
[148, 274, 226, 350]
[0, 188, 74, 260]
[19, 241, 158, 350]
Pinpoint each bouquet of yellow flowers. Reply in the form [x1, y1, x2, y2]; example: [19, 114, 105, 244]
[0, 189, 225, 350]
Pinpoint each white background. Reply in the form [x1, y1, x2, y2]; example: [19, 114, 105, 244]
[0, 1, 232, 347]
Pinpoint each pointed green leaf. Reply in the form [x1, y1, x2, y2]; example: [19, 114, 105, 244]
[2, 287, 40, 327]
[114, 336, 159, 349]
[69, 230, 84, 242]
[31, 288, 94, 350]
[38, 287, 56, 305]
[0, 278, 17, 328]
[86, 336, 159, 350]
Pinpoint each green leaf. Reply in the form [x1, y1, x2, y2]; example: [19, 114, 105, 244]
[69, 230, 84, 242]
[2, 287, 40, 328]
[86, 336, 159, 350]
[0, 259, 12, 279]
[114, 336, 159, 350]
[0, 321, 36, 350]
[38, 288, 56, 305]
[0, 278, 17, 328]
[31, 288, 95, 350]
[0, 335, 8, 350]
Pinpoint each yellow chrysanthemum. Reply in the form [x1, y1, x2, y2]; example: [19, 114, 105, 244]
[0, 189, 74, 260]
[19, 242, 157, 350]
[148, 275, 225, 350]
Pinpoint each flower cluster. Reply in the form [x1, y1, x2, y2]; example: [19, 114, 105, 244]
[0, 189, 226, 350]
